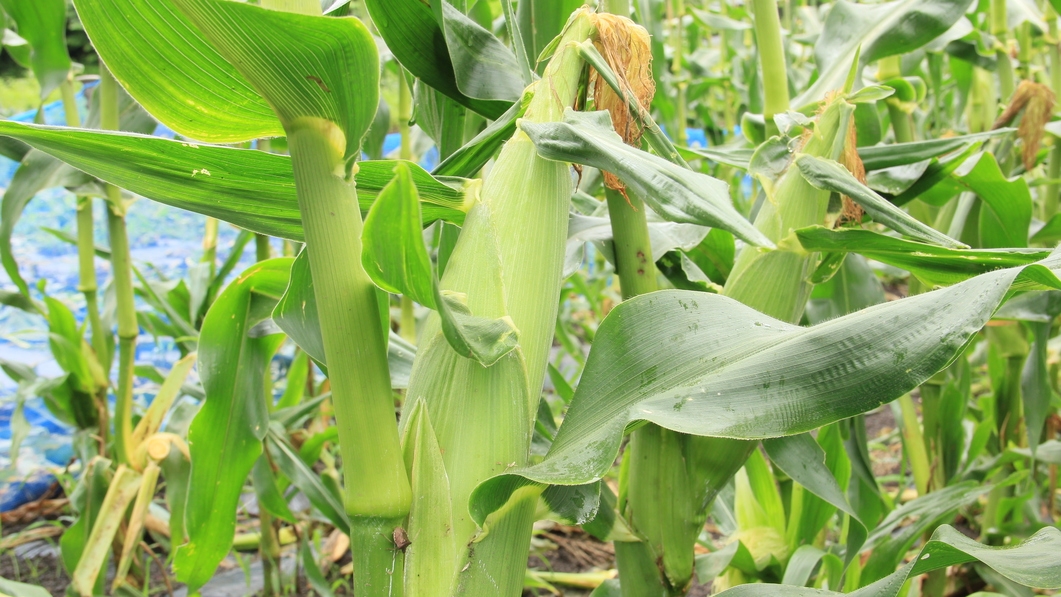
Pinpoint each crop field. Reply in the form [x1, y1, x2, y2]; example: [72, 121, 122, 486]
[1, 1, 1061, 596]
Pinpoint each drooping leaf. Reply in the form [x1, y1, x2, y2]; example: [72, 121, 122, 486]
[0, 121, 471, 240]
[861, 480, 997, 583]
[763, 433, 866, 559]
[795, 155, 964, 248]
[1, 150, 86, 295]
[174, 259, 290, 592]
[471, 252, 1061, 522]
[0, 0, 70, 99]
[73, 0, 283, 142]
[438, 2, 524, 103]
[523, 109, 773, 248]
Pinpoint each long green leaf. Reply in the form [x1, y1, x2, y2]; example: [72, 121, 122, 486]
[857, 130, 1013, 171]
[795, 227, 1049, 287]
[471, 252, 1061, 521]
[174, 259, 290, 592]
[0, 121, 471, 240]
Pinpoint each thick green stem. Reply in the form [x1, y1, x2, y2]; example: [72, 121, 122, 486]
[1044, 17, 1061, 221]
[259, 509, 281, 597]
[670, 0, 687, 146]
[751, 0, 790, 132]
[61, 79, 108, 367]
[992, 0, 1015, 101]
[898, 394, 931, 497]
[255, 235, 272, 261]
[607, 192, 657, 299]
[398, 68, 416, 344]
[879, 57, 914, 143]
[287, 118, 410, 596]
[202, 217, 219, 277]
[101, 67, 138, 465]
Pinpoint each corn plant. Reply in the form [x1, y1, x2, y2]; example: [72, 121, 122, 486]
[5, 0, 1061, 596]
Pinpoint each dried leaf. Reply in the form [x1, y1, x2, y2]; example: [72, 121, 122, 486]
[993, 80, 1056, 171]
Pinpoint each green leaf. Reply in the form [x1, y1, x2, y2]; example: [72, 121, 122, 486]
[952, 152, 1033, 249]
[1, 150, 85, 294]
[433, 93, 526, 178]
[362, 163, 436, 307]
[169, 0, 377, 161]
[439, 2, 523, 102]
[793, 0, 974, 109]
[251, 455, 297, 524]
[523, 109, 773, 248]
[434, 273, 520, 367]
[73, 0, 283, 142]
[857, 130, 1012, 171]
[266, 429, 350, 534]
[174, 259, 290, 592]
[861, 480, 994, 584]
[794, 155, 964, 248]
[400, 399, 459, 597]
[763, 433, 866, 559]
[0, 121, 471, 240]
[472, 252, 1061, 520]
[795, 227, 1049, 288]
[272, 249, 417, 389]
[0, 576, 53, 597]
[807, 255, 886, 325]
[364, 0, 511, 119]
[714, 525, 1061, 596]
[0, 0, 70, 99]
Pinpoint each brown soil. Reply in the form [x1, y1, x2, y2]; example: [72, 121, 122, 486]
[0, 552, 69, 596]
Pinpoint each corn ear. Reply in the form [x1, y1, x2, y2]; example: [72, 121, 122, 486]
[724, 94, 856, 324]
[401, 9, 597, 595]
